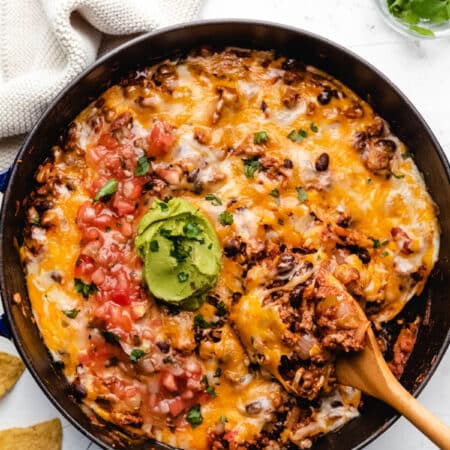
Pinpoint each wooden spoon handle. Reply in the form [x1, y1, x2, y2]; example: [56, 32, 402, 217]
[378, 375, 450, 449]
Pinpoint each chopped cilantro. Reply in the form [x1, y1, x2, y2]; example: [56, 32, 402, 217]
[101, 330, 121, 345]
[205, 193, 222, 206]
[296, 186, 308, 203]
[278, 218, 284, 225]
[288, 129, 308, 142]
[135, 155, 149, 176]
[218, 211, 233, 226]
[93, 179, 118, 202]
[150, 240, 159, 252]
[381, 240, 390, 246]
[216, 301, 227, 317]
[214, 368, 222, 378]
[130, 349, 146, 363]
[178, 272, 189, 283]
[183, 221, 201, 238]
[220, 414, 228, 424]
[159, 201, 169, 212]
[187, 404, 203, 428]
[310, 122, 319, 133]
[31, 216, 40, 226]
[367, 178, 373, 185]
[74, 278, 97, 299]
[194, 314, 218, 329]
[270, 188, 280, 205]
[371, 238, 381, 249]
[254, 130, 268, 145]
[206, 385, 217, 398]
[243, 157, 263, 178]
[62, 308, 80, 319]
[392, 172, 405, 179]
[380, 251, 390, 258]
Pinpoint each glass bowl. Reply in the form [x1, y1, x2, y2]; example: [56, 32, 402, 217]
[375, 0, 450, 39]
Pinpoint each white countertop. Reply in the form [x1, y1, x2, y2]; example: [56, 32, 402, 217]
[0, 0, 449, 449]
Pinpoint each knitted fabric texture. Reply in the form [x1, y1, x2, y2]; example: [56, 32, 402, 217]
[0, 0, 203, 169]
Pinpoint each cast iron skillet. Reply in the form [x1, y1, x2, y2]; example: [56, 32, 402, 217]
[0, 20, 449, 450]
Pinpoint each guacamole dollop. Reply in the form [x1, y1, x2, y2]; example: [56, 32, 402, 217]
[135, 198, 222, 310]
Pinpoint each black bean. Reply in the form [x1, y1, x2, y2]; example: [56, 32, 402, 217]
[317, 88, 337, 105]
[331, 400, 343, 408]
[71, 381, 87, 400]
[187, 168, 200, 183]
[357, 247, 371, 264]
[375, 138, 396, 153]
[289, 285, 305, 308]
[224, 238, 241, 257]
[281, 58, 305, 72]
[260, 100, 268, 112]
[315, 153, 329, 171]
[283, 159, 293, 169]
[277, 253, 296, 276]
[245, 401, 263, 415]
[232, 292, 242, 303]
[156, 341, 170, 353]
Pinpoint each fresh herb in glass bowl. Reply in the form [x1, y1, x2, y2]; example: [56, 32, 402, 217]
[377, 0, 450, 38]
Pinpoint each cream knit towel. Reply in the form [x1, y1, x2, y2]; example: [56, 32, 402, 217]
[0, 0, 203, 169]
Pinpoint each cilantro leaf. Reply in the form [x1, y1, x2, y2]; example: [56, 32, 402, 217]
[130, 349, 146, 363]
[31, 216, 40, 226]
[194, 314, 218, 329]
[74, 278, 97, 299]
[150, 240, 159, 252]
[205, 193, 222, 206]
[178, 271, 189, 283]
[310, 122, 319, 133]
[135, 156, 150, 176]
[218, 211, 233, 226]
[93, 179, 118, 202]
[62, 308, 80, 319]
[288, 129, 308, 142]
[254, 131, 268, 145]
[243, 158, 263, 178]
[101, 330, 121, 345]
[187, 404, 203, 428]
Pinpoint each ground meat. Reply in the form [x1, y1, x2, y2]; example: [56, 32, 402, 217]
[388, 320, 419, 379]
[282, 86, 300, 109]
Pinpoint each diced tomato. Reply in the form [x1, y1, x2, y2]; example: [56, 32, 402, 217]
[113, 195, 136, 216]
[146, 121, 175, 157]
[74, 254, 96, 279]
[162, 372, 178, 392]
[224, 430, 238, 443]
[168, 397, 185, 417]
[122, 179, 143, 200]
[98, 133, 119, 149]
[112, 290, 131, 306]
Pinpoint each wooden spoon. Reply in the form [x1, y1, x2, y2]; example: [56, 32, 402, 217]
[336, 324, 450, 449]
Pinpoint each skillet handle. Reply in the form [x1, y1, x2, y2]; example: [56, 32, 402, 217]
[0, 314, 12, 339]
[0, 167, 12, 193]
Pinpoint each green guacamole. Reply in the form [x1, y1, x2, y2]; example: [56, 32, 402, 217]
[135, 198, 222, 310]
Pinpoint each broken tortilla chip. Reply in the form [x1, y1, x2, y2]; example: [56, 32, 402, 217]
[0, 418, 62, 450]
[0, 351, 25, 398]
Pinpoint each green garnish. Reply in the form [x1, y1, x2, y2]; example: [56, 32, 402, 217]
[150, 240, 159, 252]
[202, 375, 217, 398]
[93, 179, 118, 202]
[270, 188, 280, 205]
[254, 131, 269, 145]
[387, 0, 450, 36]
[130, 349, 146, 362]
[101, 330, 121, 345]
[183, 221, 201, 238]
[296, 186, 308, 203]
[205, 194, 222, 206]
[371, 238, 381, 249]
[243, 157, 263, 178]
[310, 122, 319, 133]
[74, 278, 97, 299]
[187, 404, 203, 428]
[220, 414, 228, 424]
[216, 301, 227, 317]
[380, 251, 390, 258]
[194, 314, 218, 329]
[392, 172, 405, 179]
[367, 178, 373, 185]
[159, 201, 169, 212]
[135, 156, 150, 176]
[214, 368, 222, 378]
[288, 129, 308, 142]
[218, 211, 234, 226]
[178, 272, 189, 283]
[31, 216, 40, 226]
[62, 309, 80, 319]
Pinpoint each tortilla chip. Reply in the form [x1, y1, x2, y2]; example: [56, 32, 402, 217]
[0, 418, 62, 450]
[0, 351, 25, 398]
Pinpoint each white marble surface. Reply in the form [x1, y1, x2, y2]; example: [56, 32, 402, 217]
[0, 0, 449, 449]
